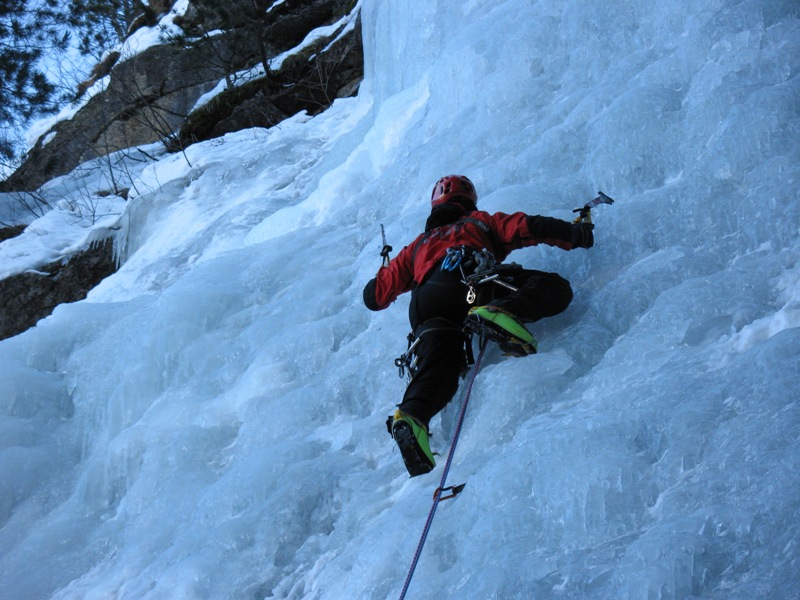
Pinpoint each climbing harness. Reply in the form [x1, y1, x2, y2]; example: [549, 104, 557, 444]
[394, 318, 474, 381]
[393, 247, 515, 379]
[461, 248, 520, 304]
[398, 337, 489, 600]
[443, 245, 521, 305]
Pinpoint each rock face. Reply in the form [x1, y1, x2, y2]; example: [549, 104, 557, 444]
[173, 9, 362, 147]
[0, 225, 26, 243]
[0, 0, 363, 340]
[1, 0, 363, 193]
[0, 239, 117, 341]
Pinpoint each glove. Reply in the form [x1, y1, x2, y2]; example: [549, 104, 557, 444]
[570, 222, 594, 249]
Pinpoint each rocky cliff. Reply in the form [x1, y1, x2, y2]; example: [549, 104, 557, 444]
[0, 0, 363, 341]
[1, 0, 362, 193]
[0, 239, 117, 341]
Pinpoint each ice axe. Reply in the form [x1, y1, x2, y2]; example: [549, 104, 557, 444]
[379, 224, 393, 267]
[573, 191, 615, 224]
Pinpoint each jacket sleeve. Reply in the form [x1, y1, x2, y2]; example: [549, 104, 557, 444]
[362, 243, 415, 311]
[482, 211, 576, 254]
[525, 215, 575, 250]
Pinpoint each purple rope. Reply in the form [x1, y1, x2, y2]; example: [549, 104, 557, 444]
[398, 338, 488, 600]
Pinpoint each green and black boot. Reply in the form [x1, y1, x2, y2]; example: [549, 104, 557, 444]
[389, 410, 436, 477]
[465, 306, 538, 357]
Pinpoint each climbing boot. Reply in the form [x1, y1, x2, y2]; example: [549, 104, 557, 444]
[464, 306, 538, 357]
[390, 410, 436, 477]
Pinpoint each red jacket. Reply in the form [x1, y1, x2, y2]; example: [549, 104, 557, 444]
[364, 210, 575, 310]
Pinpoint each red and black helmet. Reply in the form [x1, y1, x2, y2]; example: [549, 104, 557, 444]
[430, 175, 478, 208]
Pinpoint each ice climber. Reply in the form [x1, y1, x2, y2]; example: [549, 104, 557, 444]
[363, 175, 595, 476]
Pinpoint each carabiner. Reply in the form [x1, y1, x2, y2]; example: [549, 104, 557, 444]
[442, 247, 464, 271]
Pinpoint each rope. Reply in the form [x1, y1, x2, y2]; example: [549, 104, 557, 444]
[398, 337, 489, 600]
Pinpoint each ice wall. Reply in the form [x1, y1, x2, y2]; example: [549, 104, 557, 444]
[0, 1, 798, 598]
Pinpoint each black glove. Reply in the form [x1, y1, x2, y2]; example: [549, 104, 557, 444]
[570, 222, 594, 249]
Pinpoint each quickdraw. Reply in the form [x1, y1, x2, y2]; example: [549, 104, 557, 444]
[434, 483, 466, 501]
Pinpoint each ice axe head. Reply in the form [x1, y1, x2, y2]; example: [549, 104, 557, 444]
[574, 191, 615, 223]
